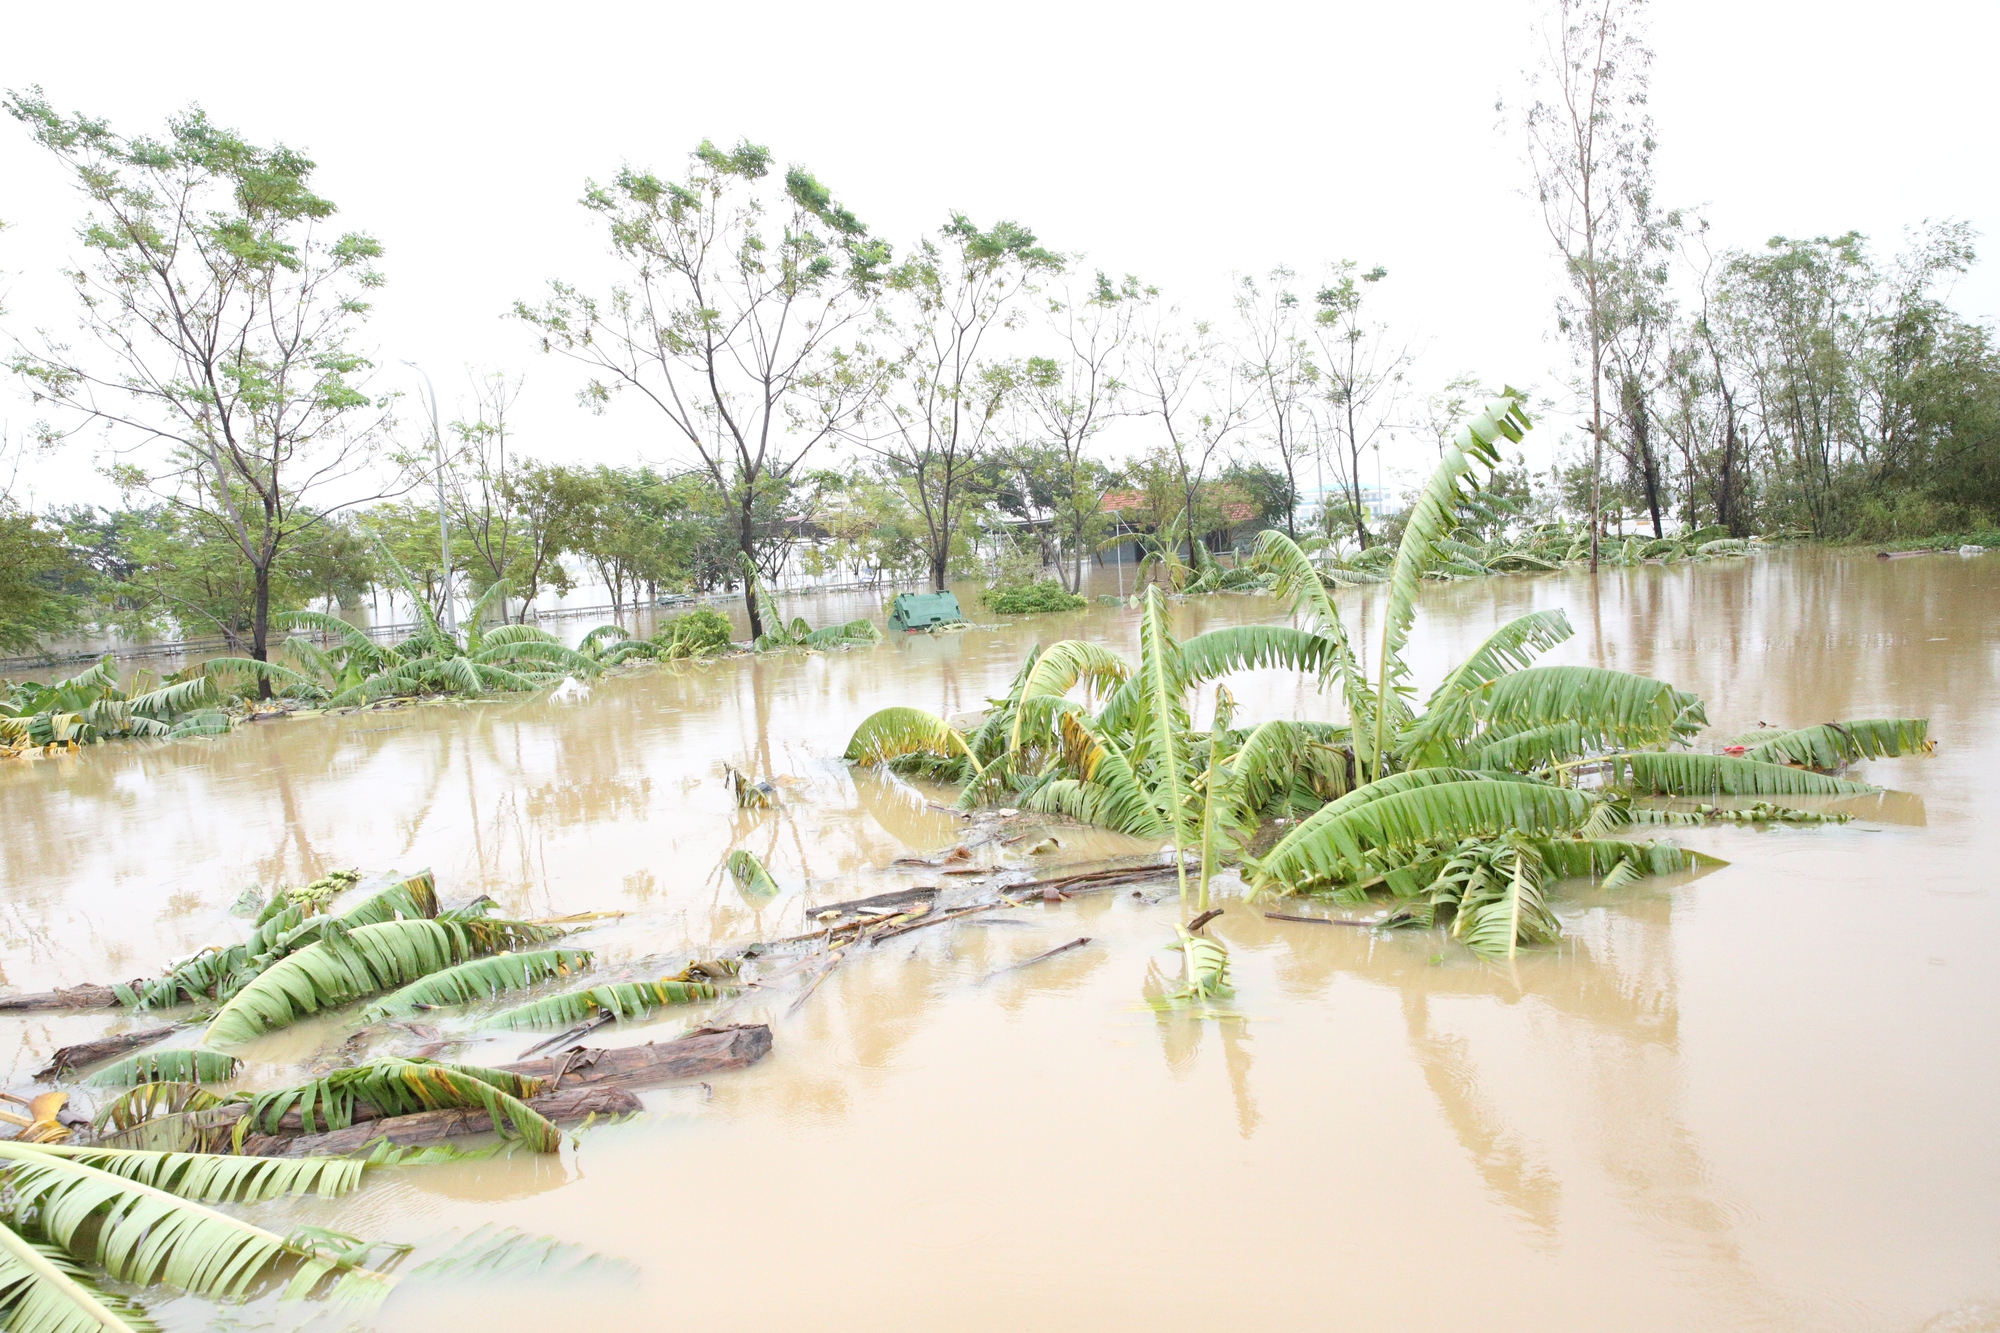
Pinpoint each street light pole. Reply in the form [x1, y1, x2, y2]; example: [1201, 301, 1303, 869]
[402, 361, 455, 636]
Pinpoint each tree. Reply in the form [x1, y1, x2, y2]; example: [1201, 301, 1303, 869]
[1234, 267, 1315, 537]
[850, 216, 1060, 591]
[362, 500, 463, 621]
[516, 139, 890, 637]
[1520, 0, 1655, 570]
[1132, 309, 1257, 556]
[1018, 273, 1149, 592]
[1220, 458, 1294, 532]
[1601, 202, 1679, 538]
[1718, 233, 1871, 533]
[1419, 375, 1494, 459]
[498, 462, 591, 611]
[97, 501, 368, 650]
[0, 507, 78, 652]
[442, 371, 527, 620]
[7, 93, 400, 691]
[812, 473, 929, 581]
[1310, 262, 1407, 547]
[1676, 228, 1750, 533]
[571, 465, 716, 615]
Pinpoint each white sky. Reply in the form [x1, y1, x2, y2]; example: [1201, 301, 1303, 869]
[2, 0, 1993, 509]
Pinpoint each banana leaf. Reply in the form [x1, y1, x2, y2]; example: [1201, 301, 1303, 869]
[358, 948, 594, 1021]
[844, 707, 983, 776]
[237, 1059, 556, 1150]
[1532, 837, 1726, 880]
[1475, 666, 1705, 751]
[83, 1050, 242, 1088]
[1021, 711, 1167, 838]
[485, 980, 722, 1031]
[0, 1225, 158, 1333]
[725, 851, 780, 899]
[1741, 718, 1929, 770]
[1400, 609, 1574, 765]
[1611, 752, 1877, 797]
[1251, 773, 1589, 895]
[0, 1142, 392, 1304]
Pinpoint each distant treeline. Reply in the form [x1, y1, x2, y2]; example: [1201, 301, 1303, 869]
[1, 30, 1995, 656]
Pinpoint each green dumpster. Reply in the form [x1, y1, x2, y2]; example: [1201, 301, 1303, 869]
[887, 591, 965, 633]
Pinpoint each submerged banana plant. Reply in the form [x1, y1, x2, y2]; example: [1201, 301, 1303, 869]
[203, 915, 558, 1045]
[206, 561, 602, 708]
[0, 657, 224, 752]
[725, 851, 781, 899]
[840, 387, 1934, 959]
[119, 870, 438, 1011]
[1151, 926, 1232, 1008]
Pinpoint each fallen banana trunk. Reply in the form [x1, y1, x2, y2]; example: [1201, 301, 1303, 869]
[34, 1023, 179, 1080]
[211, 1024, 773, 1155]
[241, 1085, 642, 1157]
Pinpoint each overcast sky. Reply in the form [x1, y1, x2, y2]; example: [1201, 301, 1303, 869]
[2, 0, 1992, 508]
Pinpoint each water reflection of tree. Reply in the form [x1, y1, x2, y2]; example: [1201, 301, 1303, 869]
[1400, 989, 1562, 1238]
[1257, 885, 1785, 1315]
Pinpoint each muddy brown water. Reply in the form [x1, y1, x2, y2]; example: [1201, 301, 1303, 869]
[3, 548, 1997, 1331]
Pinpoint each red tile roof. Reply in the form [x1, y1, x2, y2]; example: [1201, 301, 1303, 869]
[1100, 490, 1257, 524]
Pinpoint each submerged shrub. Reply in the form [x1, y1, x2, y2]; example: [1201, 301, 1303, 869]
[653, 606, 736, 657]
[984, 580, 1086, 615]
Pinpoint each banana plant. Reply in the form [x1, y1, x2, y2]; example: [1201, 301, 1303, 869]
[752, 615, 881, 653]
[1101, 511, 1199, 595]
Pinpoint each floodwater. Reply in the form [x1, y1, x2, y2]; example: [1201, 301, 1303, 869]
[3, 548, 1997, 1332]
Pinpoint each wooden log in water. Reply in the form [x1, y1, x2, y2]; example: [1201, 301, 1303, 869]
[1003, 863, 1179, 897]
[1263, 912, 1372, 928]
[800, 886, 939, 922]
[0, 983, 129, 1013]
[243, 1085, 643, 1158]
[981, 937, 1092, 983]
[35, 1025, 179, 1080]
[500, 1022, 773, 1089]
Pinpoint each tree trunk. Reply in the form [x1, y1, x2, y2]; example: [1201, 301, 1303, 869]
[1589, 368, 1604, 573]
[1639, 411, 1664, 539]
[1623, 374, 1664, 539]
[1717, 384, 1743, 535]
[1345, 404, 1371, 549]
[251, 562, 274, 700]
[738, 497, 764, 639]
[930, 510, 950, 592]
